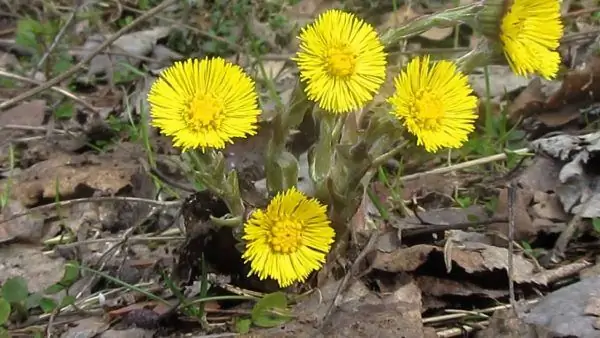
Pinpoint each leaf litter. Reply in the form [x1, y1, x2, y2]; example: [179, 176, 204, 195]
[2, 0, 600, 337]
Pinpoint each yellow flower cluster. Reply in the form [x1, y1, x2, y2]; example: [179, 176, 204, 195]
[145, 1, 562, 288]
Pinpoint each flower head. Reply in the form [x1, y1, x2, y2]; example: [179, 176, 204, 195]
[242, 187, 335, 287]
[148, 57, 260, 151]
[294, 9, 387, 114]
[387, 55, 478, 153]
[499, 0, 563, 79]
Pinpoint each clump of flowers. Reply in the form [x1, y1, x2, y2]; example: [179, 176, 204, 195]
[148, 57, 261, 151]
[294, 9, 387, 114]
[143, 0, 565, 292]
[242, 187, 335, 287]
[387, 55, 478, 153]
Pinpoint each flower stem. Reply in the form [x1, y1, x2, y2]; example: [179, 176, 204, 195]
[381, 3, 482, 46]
[370, 140, 410, 169]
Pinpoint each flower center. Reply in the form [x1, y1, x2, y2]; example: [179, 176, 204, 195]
[269, 219, 303, 254]
[326, 46, 356, 78]
[187, 94, 223, 130]
[412, 89, 445, 130]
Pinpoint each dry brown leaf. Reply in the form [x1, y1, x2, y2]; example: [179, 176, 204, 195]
[371, 241, 545, 284]
[488, 185, 534, 244]
[5, 151, 142, 206]
[507, 78, 545, 122]
[416, 275, 507, 298]
[0, 200, 45, 243]
[0, 100, 46, 140]
[546, 54, 600, 109]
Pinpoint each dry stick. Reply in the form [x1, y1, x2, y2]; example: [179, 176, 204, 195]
[0, 196, 181, 226]
[0, 69, 98, 112]
[30, 1, 82, 78]
[0, 0, 177, 111]
[320, 232, 379, 328]
[548, 195, 595, 264]
[399, 147, 531, 182]
[506, 182, 518, 316]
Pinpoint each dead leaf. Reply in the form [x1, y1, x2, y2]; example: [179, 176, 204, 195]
[469, 66, 530, 98]
[416, 276, 507, 298]
[546, 54, 600, 110]
[5, 151, 143, 206]
[0, 244, 66, 293]
[371, 241, 549, 284]
[0, 200, 45, 243]
[321, 277, 425, 338]
[507, 78, 545, 122]
[531, 131, 600, 218]
[61, 317, 110, 338]
[79, 27, 171, 80]
[524, 275, 600, 337]
[0, 100, 46, 141]
[488, 186, 534, 243]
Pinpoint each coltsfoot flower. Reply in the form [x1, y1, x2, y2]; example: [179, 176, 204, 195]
[148, 57, 261, 151]
[481, 0, 563, 79]
[242, 187, 335, 287]
[294, 9, 387, 114]
[387, 55, 478, 153]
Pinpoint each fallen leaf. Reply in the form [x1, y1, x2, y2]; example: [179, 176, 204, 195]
[488, 186, 534, 244]
[524, 275, 600, 337]
[546, 54, 600, 110]
[507, 78, 545, 122]
[0, 244, 66, 294]
[0, 200, 45, 243]
[0, 100, 46, 142]
[416, 276, 507, 298]
[531, 131, 600, 218]
[79, 27, 171, 80]
[469, 66, 530, 98]
[4, 151, 143, 206]
[371, 241, 550, 284]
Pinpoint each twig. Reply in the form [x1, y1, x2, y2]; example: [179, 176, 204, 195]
[423, 299, 539, 324]
[31, 1, 82, 77]
[506, 182, 517, 316]
[320, 232, 379, 328]
[0, 196, 181, 225]
[399, 147, 531, 182]
[0, 70, 98, 112]
[0, 124, 70, 133]
[546, 195, 595, 264]
[0, 0, 177, 111]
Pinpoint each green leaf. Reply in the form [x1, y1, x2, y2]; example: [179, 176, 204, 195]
[234, 317, 252, 334]
[0, 327, 9, 338]
[251, 292, 292, 328]
[25, 293, 42, 310]
[39, 297, 57, 313]
[593, 218, 600, 233]
[45, 262, 80, 294]
[60, 295, 76, 308]
[0, 298, 10, 325]
[2, 277, 29, 303]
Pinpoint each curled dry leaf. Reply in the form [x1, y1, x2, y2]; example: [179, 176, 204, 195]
[371, 242, 547, 284]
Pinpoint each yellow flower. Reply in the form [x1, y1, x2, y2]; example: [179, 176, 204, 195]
[294, 9, 387, 114]
[242, 187, 335, 287]
[148, 57, 260, 151]
[500, 0, 563, 79]
[387, 55, 478, 153]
